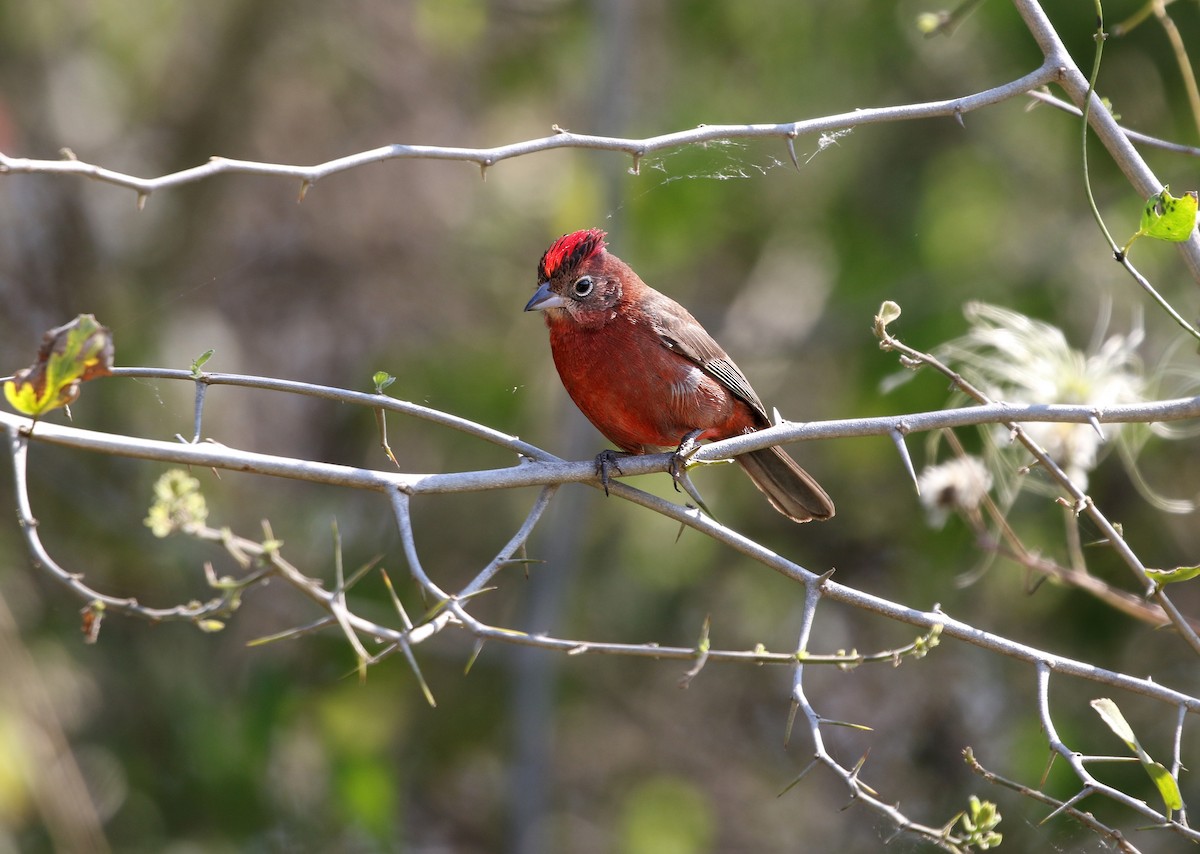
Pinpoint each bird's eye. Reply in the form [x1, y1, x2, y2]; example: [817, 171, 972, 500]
[572, 276, 594, 298]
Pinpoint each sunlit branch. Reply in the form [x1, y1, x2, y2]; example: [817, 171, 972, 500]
[0, 61, 1058, 197]
[873, 322, 1200, 653]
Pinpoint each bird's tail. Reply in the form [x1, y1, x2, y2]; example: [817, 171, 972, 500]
[737, 446, 835, 524]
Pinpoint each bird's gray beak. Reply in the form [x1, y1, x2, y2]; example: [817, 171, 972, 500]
[524, 282, 568, 312]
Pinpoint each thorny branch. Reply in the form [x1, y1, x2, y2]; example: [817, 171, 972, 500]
[1034, 663, 1199, 845]
[783, 573, 967, 852]
[3, 367, 1199, 692]
[873, 319, 1200, 653]
[13, 370, 1198, 669]
[0, 60, 1059, 199]
[5, 361, 1200, 851]
[963, 749, 1140, 854]
[0, 14, 1197, 283]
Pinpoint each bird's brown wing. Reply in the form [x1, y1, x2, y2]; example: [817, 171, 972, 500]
[645, 293, 770, 425]
[643, 290, 835, 523]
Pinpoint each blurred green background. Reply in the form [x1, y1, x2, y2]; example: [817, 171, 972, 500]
[2, 1, 1199, 851]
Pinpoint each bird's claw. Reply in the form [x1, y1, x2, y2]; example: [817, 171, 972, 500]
[594, 449, 628, 496]
[669, 430, 705, 492]
[668, 430, 717, 520]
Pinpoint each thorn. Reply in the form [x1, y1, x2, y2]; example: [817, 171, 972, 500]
[676, 472, 716, 520]
[136, 192, 148, 211]
[379, 568, 415, 631]
[1039, 750, 1057, 789]
[778, 759, 819, 797]
[785, 134, 800, 171]
[630, 152, 642, 176]
[849, 747, 871, 782]
[784, 700, 799, 746]
[889, 427, 920, 494]
[822, 718, 874, 732]
[1087, 413, 1104, 440]
[1040, 788, 1091, 824]
[953, 109, 966, 128]
[464, 639, 485, 673]
[478, 162, 489, 181]
[297, 180, 311, 203]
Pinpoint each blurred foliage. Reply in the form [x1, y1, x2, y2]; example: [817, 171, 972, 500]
[1, 0, 1200, 851]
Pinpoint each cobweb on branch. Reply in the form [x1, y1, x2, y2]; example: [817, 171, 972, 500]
[642, 140, 785, 184]
[635, 130, 852, 187]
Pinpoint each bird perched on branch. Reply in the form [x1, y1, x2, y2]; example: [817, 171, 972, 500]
[524, 228, 834, 523]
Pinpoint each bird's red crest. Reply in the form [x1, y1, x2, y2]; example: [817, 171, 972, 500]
[538, 229, 607, 282]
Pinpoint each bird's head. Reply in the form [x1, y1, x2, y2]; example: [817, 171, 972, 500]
[525, 229, 628, 326]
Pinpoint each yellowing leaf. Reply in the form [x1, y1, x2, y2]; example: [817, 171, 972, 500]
[1091, 698, 1184, 815]
[1091, 698, 1137, 746]
[3, 315, 114, 417]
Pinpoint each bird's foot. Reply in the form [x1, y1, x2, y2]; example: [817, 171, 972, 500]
[594, 449, 629, 496]
[669, 430, 717, 520]
[669, 429, 705, 490]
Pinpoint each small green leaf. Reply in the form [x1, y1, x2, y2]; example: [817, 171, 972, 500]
[1146, 759, 1184, 812]
[190, 349, 215, 376]
[1124, 186, 1199, 255]
[373, 371, 396, 393]
[958, 795, 1003, 848]
[874, 301, 902, 338]
[144, 469, 208, 537]
[4, 315, 114, 417]
[196, 619, 225, 633]
[1141, 187, 1198, 241]
[1144, 564, 1200, 589]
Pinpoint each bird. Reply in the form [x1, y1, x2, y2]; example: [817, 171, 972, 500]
[524, 228, 834, 523]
